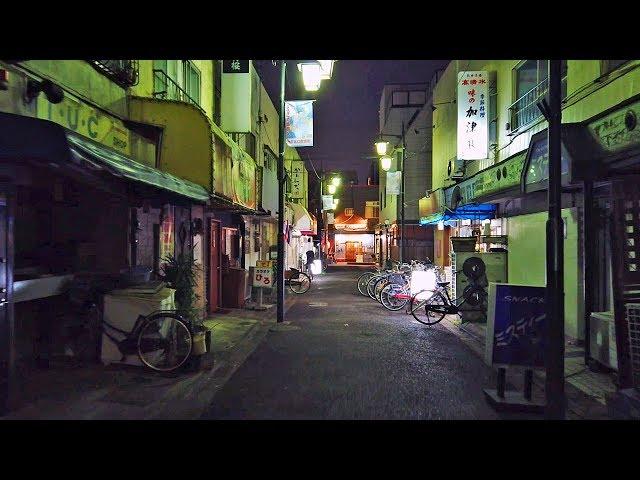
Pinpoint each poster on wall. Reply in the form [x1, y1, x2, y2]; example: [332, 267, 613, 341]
[457, 71, 489, 160]
[322, 194, 334, 210]
[485, 283, 547, 369]
[386, 171, 401, 195]
[285, 101, 314, 147]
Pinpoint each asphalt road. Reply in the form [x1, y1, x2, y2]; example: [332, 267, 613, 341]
[202, 267, 507, 420]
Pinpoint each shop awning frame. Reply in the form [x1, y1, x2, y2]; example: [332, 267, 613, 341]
[0, 111, 210, 203]
[420, 203, 496, 225]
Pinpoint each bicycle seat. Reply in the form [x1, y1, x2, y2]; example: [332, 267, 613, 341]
[437, 281, 450, 287]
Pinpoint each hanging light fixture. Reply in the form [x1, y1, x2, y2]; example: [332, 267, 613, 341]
[297, 61, 322, 92]
[380, 156, 392, 171]
[318, 60, 336, 80]
[375, 139, 389, 156]
[331, 176, 341, 187]
[328, 184, 337, 195]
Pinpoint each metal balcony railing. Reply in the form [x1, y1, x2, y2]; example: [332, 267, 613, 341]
[90, 60, 139, 88]
[152, 69, 202, 110]
[508, 74, 567, 131]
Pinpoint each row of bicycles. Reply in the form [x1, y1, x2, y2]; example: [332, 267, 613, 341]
[356, 260, 479, 326]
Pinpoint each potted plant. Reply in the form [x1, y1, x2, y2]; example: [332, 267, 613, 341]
[161, 245, 207, 357]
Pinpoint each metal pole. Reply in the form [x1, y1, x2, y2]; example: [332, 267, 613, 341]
[277, 60, 286, 323]
[545, 59, 565, 419]
[583, 180, 594, 365]
[400, 121, 406, 264]
[319, 171, 323, 266]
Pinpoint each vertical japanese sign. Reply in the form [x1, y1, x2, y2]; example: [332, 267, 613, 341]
[485, 283, 546, 368]
[289, 160, 305, 198]
[221, 60, 252, 132]
[386, 171, 401, 195]
[285, 101, 314, 147]
[457, 71, 489, 160]
[322, 195, 334, 210]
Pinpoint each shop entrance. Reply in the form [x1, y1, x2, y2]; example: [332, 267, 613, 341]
[345, 241, 361, 262]
[208, 219, 221, 314]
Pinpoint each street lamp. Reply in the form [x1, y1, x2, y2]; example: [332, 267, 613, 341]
[277, 60, 335, 324]
[380, 156, 392, 172]
[328, 184, 337, 195]
[375, 140, 389, 156]
[375, 125, 407, 264]
[331, 176, 341, 187]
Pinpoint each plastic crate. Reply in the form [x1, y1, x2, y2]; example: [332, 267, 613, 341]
[626, 303, 640, 390]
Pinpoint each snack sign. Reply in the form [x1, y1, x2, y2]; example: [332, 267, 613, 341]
[253, 266, 274, 288]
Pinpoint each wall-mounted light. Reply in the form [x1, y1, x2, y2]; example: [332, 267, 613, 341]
[24, 78, 64, 104]
[331, 176, 341, 187]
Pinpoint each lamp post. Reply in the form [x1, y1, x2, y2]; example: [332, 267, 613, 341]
[375, 123, 406, 264]
[276, 60, 335, 324]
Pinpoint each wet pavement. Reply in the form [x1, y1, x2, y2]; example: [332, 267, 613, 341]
[203, 268, 515, 420]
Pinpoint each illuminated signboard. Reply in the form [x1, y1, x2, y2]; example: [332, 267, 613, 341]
[457, 71, 489, 160]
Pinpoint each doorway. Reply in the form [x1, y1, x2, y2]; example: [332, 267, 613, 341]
[208, 219, 221, 314]
[345, 241, 362, 262]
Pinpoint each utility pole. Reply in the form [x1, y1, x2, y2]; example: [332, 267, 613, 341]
[400, 121, 406, 265]
[545, 59, 565, 419]
[277, 60, 286, 324]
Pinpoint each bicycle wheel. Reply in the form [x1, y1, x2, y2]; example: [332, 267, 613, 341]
[289, 273, 311, 294]
[373, 276, 388, 302]
[381, 283, 410, 311]
[410, 290, 447, 326]
[357, 272, 374, 296]
[137, 313, 193, 372]
[366, 274, 382, 299]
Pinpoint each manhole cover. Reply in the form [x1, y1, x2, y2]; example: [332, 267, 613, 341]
[308, 302, 328, 307]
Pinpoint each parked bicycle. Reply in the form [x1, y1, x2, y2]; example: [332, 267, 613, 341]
[286, 268, 311, 294]
[409, 280, 486, 326]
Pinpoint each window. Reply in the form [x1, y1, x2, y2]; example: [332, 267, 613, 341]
[510, 60, 567, 131]
[264, 146, 277, 171]
[601, 60, 630, 75]
[183, 61, 201, 106]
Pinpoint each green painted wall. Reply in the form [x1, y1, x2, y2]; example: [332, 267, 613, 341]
[506, 208, 582, 339]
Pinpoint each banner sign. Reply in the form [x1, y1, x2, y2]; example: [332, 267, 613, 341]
[386, 171, 401, 195]
[457, 71, 489, 160]
[485, 283, 546, 369]
[221, 60, 252, 132]
[285, 101, 314, 147]
[322, 194, 334, 210]
[289, 160, 305, 198]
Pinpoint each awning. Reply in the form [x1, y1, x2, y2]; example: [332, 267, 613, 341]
[420, 203, 496, 225]
[287, 201, 316, 235]
[0, 111, 210, 203]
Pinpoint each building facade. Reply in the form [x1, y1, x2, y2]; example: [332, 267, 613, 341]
[424, 59, 640, 348]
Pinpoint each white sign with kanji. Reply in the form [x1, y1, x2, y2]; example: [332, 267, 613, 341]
[253, 267, 274, 288]
[457, 71, 489, 160]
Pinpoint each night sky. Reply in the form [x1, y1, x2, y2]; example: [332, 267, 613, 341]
[255, 60, 450, 183]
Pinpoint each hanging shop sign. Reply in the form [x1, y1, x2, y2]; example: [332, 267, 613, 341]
[322, 194, 334, 210]
[386, 171, 401, 195]
[285, 100, 314, 147]
[289, 160, 305, 198]
[485, 283, 546, 369]
[457, 71, 489, 160]
[221, 60, 252, 133]
[37, 92, 130, 156]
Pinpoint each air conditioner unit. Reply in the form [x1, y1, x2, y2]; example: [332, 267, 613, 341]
[447, 159, 465, 180]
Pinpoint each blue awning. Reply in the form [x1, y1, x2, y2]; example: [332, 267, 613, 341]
[420, 203, 496, 225]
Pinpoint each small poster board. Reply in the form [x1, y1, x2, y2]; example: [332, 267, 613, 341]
[253, 266, 274, 288]
[485, 283, 546, 369]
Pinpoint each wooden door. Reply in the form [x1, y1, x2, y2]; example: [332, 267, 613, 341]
[345, 242, 357, 262]
[208, 219, 221, 314]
